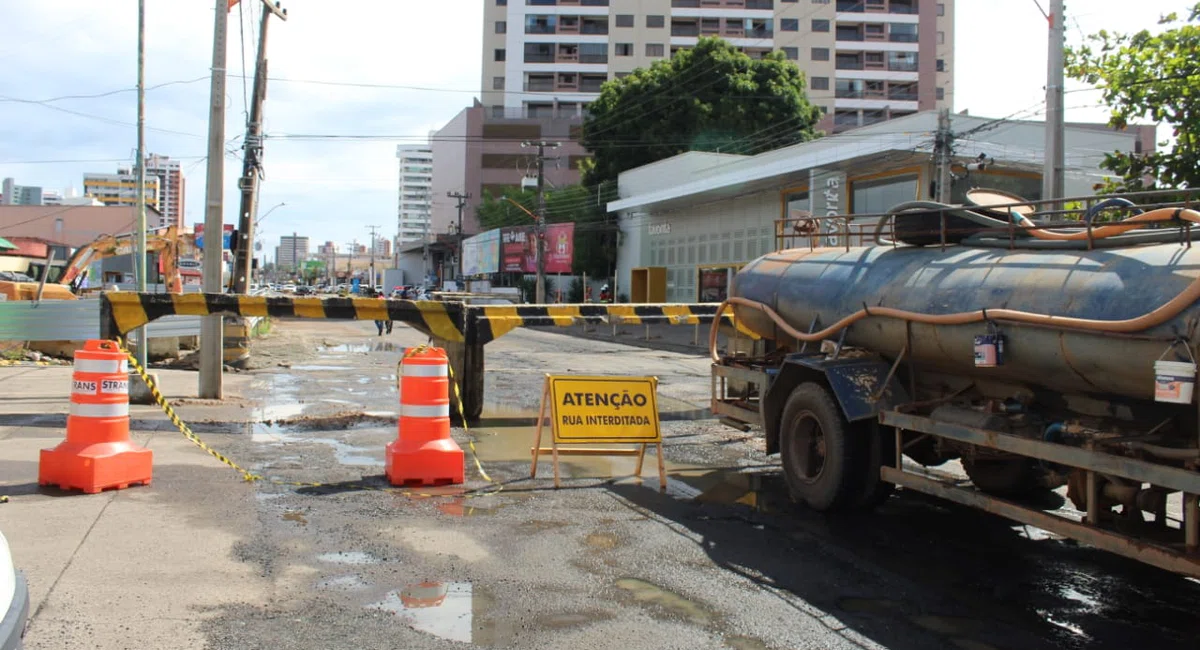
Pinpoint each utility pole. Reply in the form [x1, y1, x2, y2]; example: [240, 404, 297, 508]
[1043, 0, 1066, 204]
[421, 191, 432, 286]
[199, 0, 229, 399]
[447, 191, 470, 282]
[935, 108, 953, 203]
[521, 140, 559, 303]
[232, 0, 287, 294]
[133, 0, 149, 373]
[367, 224, 380, 289]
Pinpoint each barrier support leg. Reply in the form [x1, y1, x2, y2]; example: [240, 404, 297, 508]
[437, 338, 485, 421]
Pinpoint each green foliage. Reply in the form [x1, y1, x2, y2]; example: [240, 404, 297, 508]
[568, 277, 584, 303]
[475, 181, 620, 279]
[1066, 4, 1200, 191]
[581, 37, 823, 186]
[515, 276, 535, 303]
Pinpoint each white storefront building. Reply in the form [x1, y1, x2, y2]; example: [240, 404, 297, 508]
[607, 111, 1152, 303]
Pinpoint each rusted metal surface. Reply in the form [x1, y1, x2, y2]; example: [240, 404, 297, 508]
[735, 241, 1200, 400]
[881, 411, 1200, 494]
[881, 466, 1200, 578]
[711, 363, 768, 427]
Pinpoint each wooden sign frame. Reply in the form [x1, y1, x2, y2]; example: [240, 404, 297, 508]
[530, 374, 666, 491]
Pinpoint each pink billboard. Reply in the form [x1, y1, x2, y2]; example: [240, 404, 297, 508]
[500, 223, 574, 273]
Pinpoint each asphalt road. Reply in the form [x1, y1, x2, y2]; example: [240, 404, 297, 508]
[6, 319, 1200, 649]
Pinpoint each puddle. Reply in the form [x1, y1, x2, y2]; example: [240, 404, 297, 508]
[911, 615, 982, 636]
[372, 582, 480, 644]
[317, 574, 370, 591]
[1035, 609, 1089, 639]
[282, 510, 308, 526]
[838, 597, 905, 616]
[614, 578, 713, 626]
[584, 532, 620, 550]
[670, 470, 792, 514]
[248, 423, 385, 467]
[726, 636, 771, 650]
[321, 341, 401, 353]
[317, 551, 379, 565]
[257, 402, 307, 422]
[291, 364, 354, 371]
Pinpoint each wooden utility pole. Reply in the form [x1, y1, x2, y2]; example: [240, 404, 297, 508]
[521, 140, 558, 304]
[199, 0, 229, 399]
[935, 108, 953, 203]
[232, 0, 287, 294]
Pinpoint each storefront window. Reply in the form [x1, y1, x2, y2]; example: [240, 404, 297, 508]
[851, 173, 918, 215]
[698, 266, 735, 302]
[951, 171, 1042, 203]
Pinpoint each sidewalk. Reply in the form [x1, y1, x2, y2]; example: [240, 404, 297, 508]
[531, 319, 749, 357]
[0, 365, 265, 649]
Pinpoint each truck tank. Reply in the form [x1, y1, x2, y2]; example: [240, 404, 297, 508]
[730, 242, 1200, 402]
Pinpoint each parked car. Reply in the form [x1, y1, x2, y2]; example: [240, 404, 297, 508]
[1, 528, 28, 650]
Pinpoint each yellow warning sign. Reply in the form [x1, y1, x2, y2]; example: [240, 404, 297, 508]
[530, 374, 666, 491]
[548, 375, 661, 444]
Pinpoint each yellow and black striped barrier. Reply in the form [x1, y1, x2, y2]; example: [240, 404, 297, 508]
[464, 303, 741, 344]
[99, 292, 742, 346]
[101, 292, 465, 342]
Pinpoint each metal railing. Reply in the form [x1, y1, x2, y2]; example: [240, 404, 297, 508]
[774, 188, 1200, 253]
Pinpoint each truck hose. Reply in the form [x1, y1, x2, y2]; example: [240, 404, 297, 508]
[961, 229, 1190, 249]
[874, 202, 1198, 247]
[708, 270, 1200, 362]
[1016, 207, 1200, 241]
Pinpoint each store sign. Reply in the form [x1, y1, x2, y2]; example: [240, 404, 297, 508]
[809, 168, 847, 247]
[648, 223, 671, 236]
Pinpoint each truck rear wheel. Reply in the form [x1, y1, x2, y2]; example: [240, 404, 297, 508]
[779, 382, 865, 512]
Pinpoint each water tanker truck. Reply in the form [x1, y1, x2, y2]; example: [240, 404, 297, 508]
[711, 188, 1200, 577]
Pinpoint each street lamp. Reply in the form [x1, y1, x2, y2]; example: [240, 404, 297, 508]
[254, 202, 286, 228]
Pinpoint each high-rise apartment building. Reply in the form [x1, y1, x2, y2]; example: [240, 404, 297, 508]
[396, 145, 434, 246]
[481, 0, 953, 131]
[143, 154, 186, 229]
[1, 178, 43, 206]
[276, 235, 310, 269]
[82, 172, 160, 217]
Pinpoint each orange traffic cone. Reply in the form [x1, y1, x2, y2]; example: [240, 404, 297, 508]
[385, 347, 464, 486]
[39, 340, 152, 493]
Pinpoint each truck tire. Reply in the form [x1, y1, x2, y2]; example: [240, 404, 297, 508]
[853, 423, 896, 510]
[779, 382, 865, 512]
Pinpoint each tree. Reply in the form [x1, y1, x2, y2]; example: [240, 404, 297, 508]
[475, 181, 620, 279]
[1066, 4, 1200, 190]
[580, 37, 823, 186]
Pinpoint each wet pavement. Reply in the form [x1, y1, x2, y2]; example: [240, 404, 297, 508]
[7, 319, 1200, 649]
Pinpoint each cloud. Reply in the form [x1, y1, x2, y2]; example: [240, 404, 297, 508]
[0, 0, 483, 254]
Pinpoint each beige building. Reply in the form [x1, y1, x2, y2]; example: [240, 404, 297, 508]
[481, 0, 953, 131]
[82, 172, 161, 217]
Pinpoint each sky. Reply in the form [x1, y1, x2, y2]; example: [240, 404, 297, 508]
[0, 0, 1187, 258]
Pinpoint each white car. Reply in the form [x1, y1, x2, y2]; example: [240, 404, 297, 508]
[0, 529, 27, 649]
